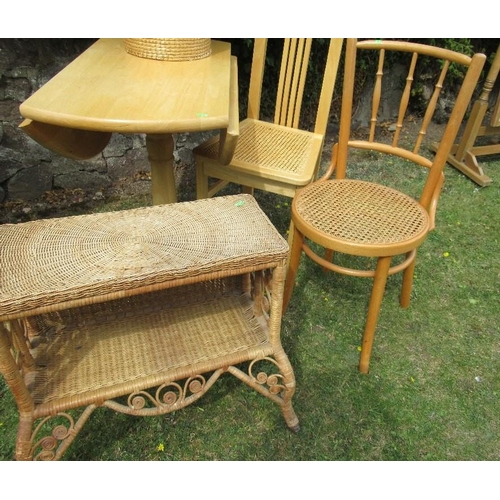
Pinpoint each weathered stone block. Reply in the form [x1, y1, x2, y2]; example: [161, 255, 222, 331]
[7, 162, 52, 201]
[53, 170, 111, 191]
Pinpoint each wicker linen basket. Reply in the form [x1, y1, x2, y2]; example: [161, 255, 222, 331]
[124, 38, 211, 61]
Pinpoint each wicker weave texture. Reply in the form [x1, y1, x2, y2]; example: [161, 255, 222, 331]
[124, 38, 211, 61]
[0, 194, 288, 320]
[29, 277, 271, 410]
[295, 180, 429, 245]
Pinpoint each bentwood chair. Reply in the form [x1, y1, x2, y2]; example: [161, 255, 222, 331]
[193, 38, 343, 202]
[283, 39, 486, 373]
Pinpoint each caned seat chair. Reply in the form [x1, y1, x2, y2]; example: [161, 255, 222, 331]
[283, 38, 486, 373]
[193, 38, 343, 202]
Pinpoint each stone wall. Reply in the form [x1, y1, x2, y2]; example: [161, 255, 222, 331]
[0, 39, 210, 204]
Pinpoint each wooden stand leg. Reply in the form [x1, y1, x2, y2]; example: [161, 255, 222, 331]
[443, 146, 493, 187]
[146, 134, 177, 205]
[437, 44, 500, 187]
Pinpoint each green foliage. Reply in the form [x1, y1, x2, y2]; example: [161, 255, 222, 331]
[430, 38, 474, 56]
[428, 38, 474, 82]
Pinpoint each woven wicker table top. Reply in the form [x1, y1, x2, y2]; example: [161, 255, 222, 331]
[0, 194, 288, 321]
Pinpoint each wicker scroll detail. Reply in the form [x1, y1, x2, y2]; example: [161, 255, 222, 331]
[32, 413, 75, 461]
[124, 38, 211, 61]
[249, 357, 288, 395]
[122, 373, 217, 414]
[31, 407, 97, 461]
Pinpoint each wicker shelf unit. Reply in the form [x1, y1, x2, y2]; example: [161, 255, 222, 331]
[0, 194, 299, 460]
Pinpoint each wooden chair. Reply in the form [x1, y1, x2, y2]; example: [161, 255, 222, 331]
[283, 39, 486, 374]
[193, 38, 343, 202]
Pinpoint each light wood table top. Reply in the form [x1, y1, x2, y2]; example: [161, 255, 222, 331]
[19, 38, 235, 204]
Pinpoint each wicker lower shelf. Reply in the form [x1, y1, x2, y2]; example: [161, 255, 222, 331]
[29, 281, 273, 415]
[0, 194, 298, 460]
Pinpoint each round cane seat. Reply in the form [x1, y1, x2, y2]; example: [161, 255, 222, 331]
[293, 179, 430, 256]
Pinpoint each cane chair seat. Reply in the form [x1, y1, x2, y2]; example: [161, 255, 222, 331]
[294, 180, 429, 256]
[196, 119, 323, 187]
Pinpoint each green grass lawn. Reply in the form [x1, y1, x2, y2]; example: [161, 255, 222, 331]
[0, 152, 499, 462]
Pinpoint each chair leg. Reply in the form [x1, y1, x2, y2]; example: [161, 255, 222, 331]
[400, 251, 416, 308]
[323, 249, 335, 273]
[359, 256, 391, 374]
[283, 225, 304, 314]
[286, 219, 295, 260]
[242, 185, 255, 195]
[195, 159, 209, 199]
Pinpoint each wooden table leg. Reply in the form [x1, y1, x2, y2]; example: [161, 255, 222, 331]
[146, 133, 177, 205]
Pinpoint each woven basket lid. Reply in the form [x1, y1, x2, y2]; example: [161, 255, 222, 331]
[124, 38, 211, 61]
